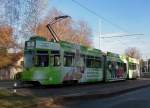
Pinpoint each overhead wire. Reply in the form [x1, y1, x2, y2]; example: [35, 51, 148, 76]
[71, 0, 131, 48]
[71, 0, 128, 33]
[71, 0, 146, 51]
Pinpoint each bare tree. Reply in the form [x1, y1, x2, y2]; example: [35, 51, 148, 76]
[0, 25, 14, 49]
[35, 8, 92, 46]
[4, 0, 20, 25]
[22, 0, 48, 37]
[125, 47, 141, 59]
[0, 24, 14, 69]
[0, 24, 22, 69]
[0, 0, 22, 51]
[74, 20, 92, 46]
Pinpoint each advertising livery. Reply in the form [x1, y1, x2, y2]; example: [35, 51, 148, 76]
[21, 36, 140, 85]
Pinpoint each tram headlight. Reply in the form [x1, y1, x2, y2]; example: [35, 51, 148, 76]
[49, 77, 52, 81]
[33, 71, 45, 81]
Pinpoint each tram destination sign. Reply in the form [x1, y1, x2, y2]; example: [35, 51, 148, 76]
[36, 41, 60, 50]
[26, 41, 35, 49]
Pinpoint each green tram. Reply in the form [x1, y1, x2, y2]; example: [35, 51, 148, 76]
[21, 36, 140, 85]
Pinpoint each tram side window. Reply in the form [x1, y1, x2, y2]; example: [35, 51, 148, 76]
[64, 52, 74, 67]
[129, 63, 136, 70]
[80, 55, 86, 67]
[50, 51, 60, 66]
[117, 62, 127, 72]
[116, 62, 120, 70]
[123, 63, 127, 72]
[107, 61, 115, 70]
[86, 56, 101, 68]
[117, 62, 120, 69]
[94, 57, 101, 68]
[107, 61, 112, 69]
[86, 58, 92, 68]
[35, 51, 49, 67]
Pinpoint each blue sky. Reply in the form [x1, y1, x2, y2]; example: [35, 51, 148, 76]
[48, 0, 150, 59]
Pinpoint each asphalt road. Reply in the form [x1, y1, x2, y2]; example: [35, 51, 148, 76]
[1, 79, 150, 98]
[60, 86, 150, 108]
[10, 79, 150, 98]
[1, 80, 150, 108]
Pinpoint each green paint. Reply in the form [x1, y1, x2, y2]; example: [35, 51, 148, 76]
[21, 66, 61, 85]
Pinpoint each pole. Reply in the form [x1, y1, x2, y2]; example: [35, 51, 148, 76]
[99, 19, 102, 49]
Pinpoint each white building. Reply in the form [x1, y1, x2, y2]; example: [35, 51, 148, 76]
[0, 53, 23, 80]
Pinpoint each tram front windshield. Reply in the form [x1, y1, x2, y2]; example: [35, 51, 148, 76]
[24, 51, 34, 68]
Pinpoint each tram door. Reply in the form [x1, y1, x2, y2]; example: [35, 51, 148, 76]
[62, 52, 76, 83]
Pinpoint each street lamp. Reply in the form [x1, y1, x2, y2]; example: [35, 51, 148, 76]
[46, 15, 71, 42]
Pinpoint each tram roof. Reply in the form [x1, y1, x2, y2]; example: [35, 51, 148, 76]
[60, 41, 104, 56]
[26, 36, 104, 57]
[106, 52, 128, 63]
[128, 57, 139, 64]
